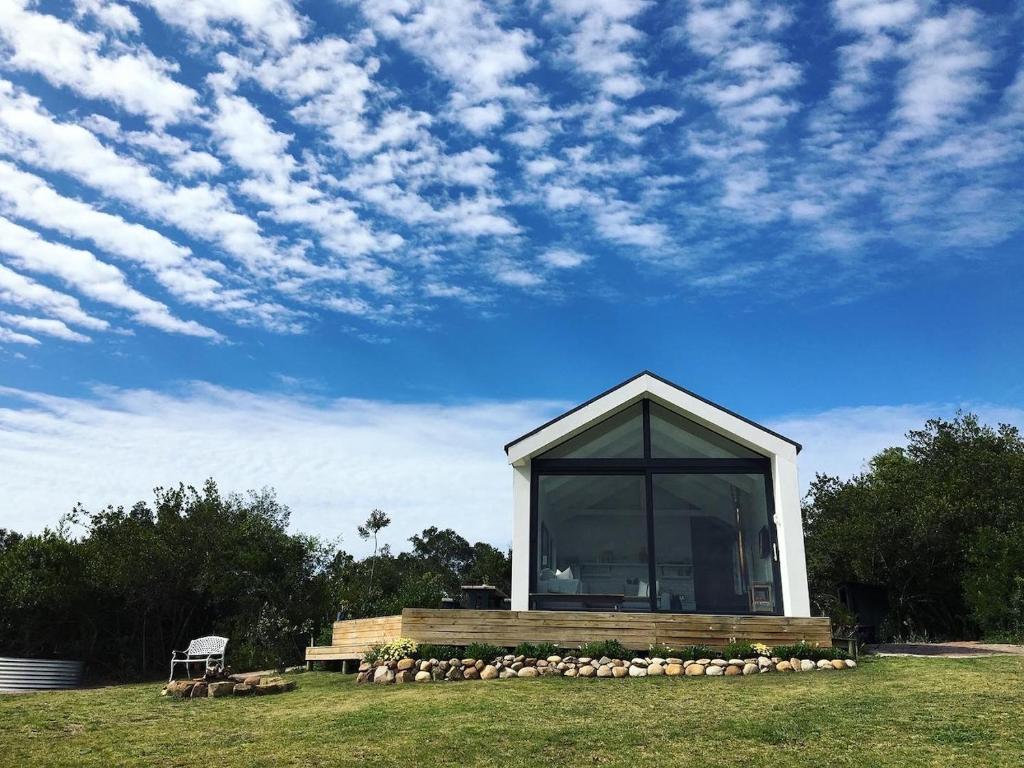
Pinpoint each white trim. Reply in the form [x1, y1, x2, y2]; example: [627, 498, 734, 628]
[510, 462, 531, 611]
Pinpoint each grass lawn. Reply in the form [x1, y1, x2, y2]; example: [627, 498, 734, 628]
[1, 656, 1022, 767]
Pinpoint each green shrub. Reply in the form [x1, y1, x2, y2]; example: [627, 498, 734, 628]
[577, 639, 629, 659]
[514, 641, 561, 658]
[648, 644, 674, 658]
[773, 643, 848, 661]
[675, 645, 716, 660]
[362, 645, 381, 665]
[415, 644, 460, 661]
[464, 642, 505, 662]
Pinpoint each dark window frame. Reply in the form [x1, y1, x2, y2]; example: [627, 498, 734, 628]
[528, 398, 785, 616]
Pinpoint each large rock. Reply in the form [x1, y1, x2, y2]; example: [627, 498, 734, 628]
[705, 665, 724, 676]
[630, 658, 648, 667]
[695, 658, 711, 665]
[415, 671, 432, 683]
[499, 668, 517, 679]
[446, 666, 463, 681]
[517, 666, 538, 678]
[789, 658, 801, 671]
[480, 665, 499, 680]
[845, 659, 857, 669]
[165, 681, 193, 698]
[461, 658, 476, 667]
[190, 682, 208, 698]
[563, 667, 578, 677]
[463, 666, 480, 680]
[628, 664, 647, 677]
[612, 666, 628, 678]
[684, 664, 706, 676]
[650, 657, 666, 666]
[724, 665, 742, 676]
[776, 661, 793, 672]
[665, 664, 683, 677]
[547, 655, 562, 664]
[831, 659, 847, 670]
[596, 665, 612, 678]
[800, 659, 816, 672]
[232, 683, 253, 696]
[757, 657, 772, 668]
[419, 660, 432, 672]
[578, 665, 596, 678]
[243, 675, 262, 687]
[728, 658, 746, 666]
[816, 659, 833, 670]
[710, 658, 727, 667]
[647, 663, 665, 676]
[666, 658, 682, 665]
[373, 666, 395, 684]
[742, 663, 758, 676]
[395, 670, 415, 683]
[397, 658, 416, 672]
[208, 681, 234, 698]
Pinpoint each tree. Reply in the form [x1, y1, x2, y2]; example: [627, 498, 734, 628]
[357, 509, 391, 604]
[803, 412, 1024, 641]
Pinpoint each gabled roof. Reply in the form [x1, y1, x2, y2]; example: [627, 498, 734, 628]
[505, 370, 801, 463]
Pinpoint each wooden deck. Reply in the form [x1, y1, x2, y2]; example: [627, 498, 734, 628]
[306, 609, 831, 661]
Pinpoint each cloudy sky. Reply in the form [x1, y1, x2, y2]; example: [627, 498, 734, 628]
[0, 1, 1022, 554]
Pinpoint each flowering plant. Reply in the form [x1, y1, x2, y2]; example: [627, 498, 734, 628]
[752, 642, 773, 658]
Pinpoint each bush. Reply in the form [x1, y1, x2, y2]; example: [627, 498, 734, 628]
[369, 637, 418, 663]
[514, 641, 561, 658]
[723, 641, 755, 659]
[675, 644, 715, 661]
[648, 644, 674, 657]
[578, 639, 629, 659]
[415, 644, 461, 661]
[464, 642, 505, 662]
[773, 643, 848, 662]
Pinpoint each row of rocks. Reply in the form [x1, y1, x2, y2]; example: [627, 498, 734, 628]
[358, 653, 857, 684]
[162, 674, 297, 698]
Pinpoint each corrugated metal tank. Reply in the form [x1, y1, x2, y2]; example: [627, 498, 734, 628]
[0, 657, 83, 692]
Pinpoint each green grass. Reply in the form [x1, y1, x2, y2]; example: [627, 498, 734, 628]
[2, 656, 1023, 767]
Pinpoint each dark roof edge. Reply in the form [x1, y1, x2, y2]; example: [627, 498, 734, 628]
[504, 370, 802, 455]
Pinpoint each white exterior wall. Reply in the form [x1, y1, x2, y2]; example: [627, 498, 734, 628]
[510, 462, 531, 610]
[507, 373, 811, 617]
[772, 452, 811, 617]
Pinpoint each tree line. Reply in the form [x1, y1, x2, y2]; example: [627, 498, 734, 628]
[0, 481, 510, 680]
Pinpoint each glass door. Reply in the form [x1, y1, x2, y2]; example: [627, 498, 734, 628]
[652, 473, 779, 614]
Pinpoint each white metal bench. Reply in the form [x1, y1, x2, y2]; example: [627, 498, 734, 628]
[169, 636, 228, 682]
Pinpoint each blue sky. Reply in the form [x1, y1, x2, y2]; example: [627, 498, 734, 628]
[1, 1, 1023, 549]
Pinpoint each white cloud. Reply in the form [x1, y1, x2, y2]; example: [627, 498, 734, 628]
[539, 248, 589, 268]
[356, 0, 536, 130]
[0, 311, 91, 342]
[892, 8, 991, 137]
[0, 384, 564, 551]
[548, 0, 652, 98]
[134, 0, 306, 51]
[73, 0, 140, 34]
[0, 325, 39, 345]
[0, 216, 220, 339]
[0, 1, 197, 125]
[0, 262, 109, 331]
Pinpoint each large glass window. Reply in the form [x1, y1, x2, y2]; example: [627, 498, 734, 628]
[649, 401, 762, 459]
[540, 402, 643, 459]
[652, 474, 776, 614]
[531, 399, 782, 615]
[533, 474, 651, 611]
